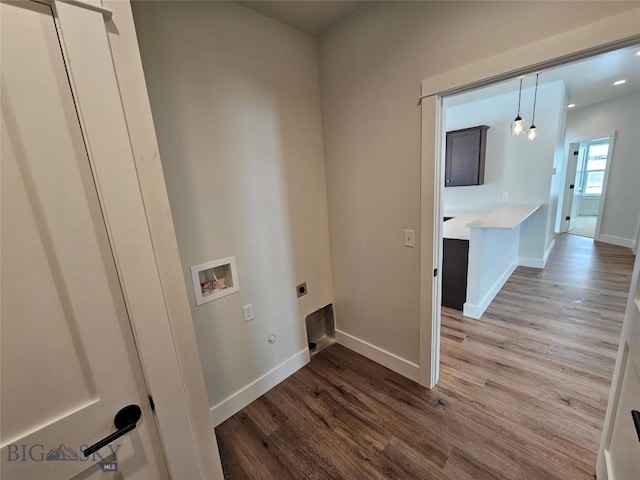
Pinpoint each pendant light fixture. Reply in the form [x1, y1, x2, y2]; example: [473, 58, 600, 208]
[528, 74, 539, 141]
[512, 77, 524, 135]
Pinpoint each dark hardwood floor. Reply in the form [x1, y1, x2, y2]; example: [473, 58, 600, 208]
[215, 234, 635, 479]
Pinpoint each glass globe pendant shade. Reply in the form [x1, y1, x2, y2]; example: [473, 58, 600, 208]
[528, 125, 537, 140]
[512, 116, 524, 135]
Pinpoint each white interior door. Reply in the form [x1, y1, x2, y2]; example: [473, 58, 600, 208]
[1, 2, 168, 478]
[597, 226, 640, 478]
[568, 143, 587, 231]
[561, 143, 578, 233]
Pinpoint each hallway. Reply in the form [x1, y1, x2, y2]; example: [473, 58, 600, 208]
[215, 234, 635, 479]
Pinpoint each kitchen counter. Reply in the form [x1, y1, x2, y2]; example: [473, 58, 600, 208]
[443, 204, 542, 240]
[442, 203, 544, 319]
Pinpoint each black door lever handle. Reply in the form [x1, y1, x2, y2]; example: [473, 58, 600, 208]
[632, 410, 640, 443]
[83, 404, 142, 457]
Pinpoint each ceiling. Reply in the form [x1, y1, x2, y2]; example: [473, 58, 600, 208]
[236, 1, 366, 35]
[448, 45, 640, 111]
[235, 2, 639, 110]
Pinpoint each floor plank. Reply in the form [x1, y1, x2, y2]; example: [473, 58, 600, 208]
[215, 234, 635, 479]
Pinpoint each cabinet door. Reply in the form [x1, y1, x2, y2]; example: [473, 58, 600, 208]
[445, 126, 488, 187]
[441, 239, 469, 311]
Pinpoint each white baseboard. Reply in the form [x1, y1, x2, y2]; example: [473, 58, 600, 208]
[542, 238, 556, 267]
[598, 234, 636, 251]
[335, 329, 420, 382]
[209, 348, 309, 427]
[518, 238, 554, 269]
[463, 262, 517, 319]
[602, 450, 613, 480]
[518, 256, 544, 268]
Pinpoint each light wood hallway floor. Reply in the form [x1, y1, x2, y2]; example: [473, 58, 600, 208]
[215, 234, 635, 479]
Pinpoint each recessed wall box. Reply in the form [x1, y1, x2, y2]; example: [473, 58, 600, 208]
[190, 256, 239, 306]
[306, 304, 335, 356]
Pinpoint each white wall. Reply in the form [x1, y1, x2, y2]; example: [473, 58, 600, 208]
[465, 226, 519, 319]
[445, 82, 564, 206]
[548, 87, 569, 253]
[318, 1, 636, 365]
[445, 81, 567, 261]
[565, 92, 640, 246]
[131, 1, 334, 421]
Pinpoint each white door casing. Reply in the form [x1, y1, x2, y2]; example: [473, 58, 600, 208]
[592, 135, 615, 242]
[54, 0, 223, 477]
[97, 0, 225, 476]
[419, 10, 640, 391]
[1, 1, 167, 478]
[2, 0, 224, 478]
[561, 134, 616, 240]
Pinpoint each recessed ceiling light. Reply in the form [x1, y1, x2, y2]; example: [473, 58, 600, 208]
[636, 51, 640, 56]
[613, 79, 627, 86]
[567, 104, 576, 108]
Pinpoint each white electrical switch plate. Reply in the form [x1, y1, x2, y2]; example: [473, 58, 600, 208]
[243, 304, 255, 322]
[404, 229, 415, 247]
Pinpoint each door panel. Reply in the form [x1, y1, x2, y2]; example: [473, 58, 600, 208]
[1, 2, 167, 478]
[599, 231, 640, 478]
[569, 144, 587, 231]
[606, 344, 640, 480]
[561, 144, 578, 233]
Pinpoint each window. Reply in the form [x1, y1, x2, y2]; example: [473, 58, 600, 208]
[583, 142, 608, 195]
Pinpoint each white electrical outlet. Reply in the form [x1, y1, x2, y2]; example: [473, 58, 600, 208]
[404, 229, 416, 247]
[502, 192, 509, 201]
[243, 304, 255, 322]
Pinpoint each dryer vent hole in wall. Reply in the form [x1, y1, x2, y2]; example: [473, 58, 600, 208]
[306, 304, 335, 357]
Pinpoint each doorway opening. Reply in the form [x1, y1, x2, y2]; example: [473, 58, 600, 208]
[418, 22, 640, 391]
[561, 136, 615, 239]
[423, 41, 639, 479]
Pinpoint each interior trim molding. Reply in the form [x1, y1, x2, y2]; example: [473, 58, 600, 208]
[336, 330, 420, 382]
[463, 262, 517, 319]
[543, 238, 556, 267]
[209, 348, 309, 427]
[420, 11, 640, 98]
[518, 257, 545, 268]
[40, 0, 113, 19]
[420, 8, 640, 399]
[598, 234, 636, 251]
[519, 238, 556, 269]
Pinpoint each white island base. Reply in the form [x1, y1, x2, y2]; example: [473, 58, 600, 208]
[443, 204, 545, 319]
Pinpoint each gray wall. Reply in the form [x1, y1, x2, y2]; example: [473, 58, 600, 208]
[132, 1, 334, 411]
[318, 1, 637, 364]
[132, 0, 638, 418]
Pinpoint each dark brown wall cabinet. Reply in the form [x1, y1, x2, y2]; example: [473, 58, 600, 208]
[445, 125, 489, 187]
